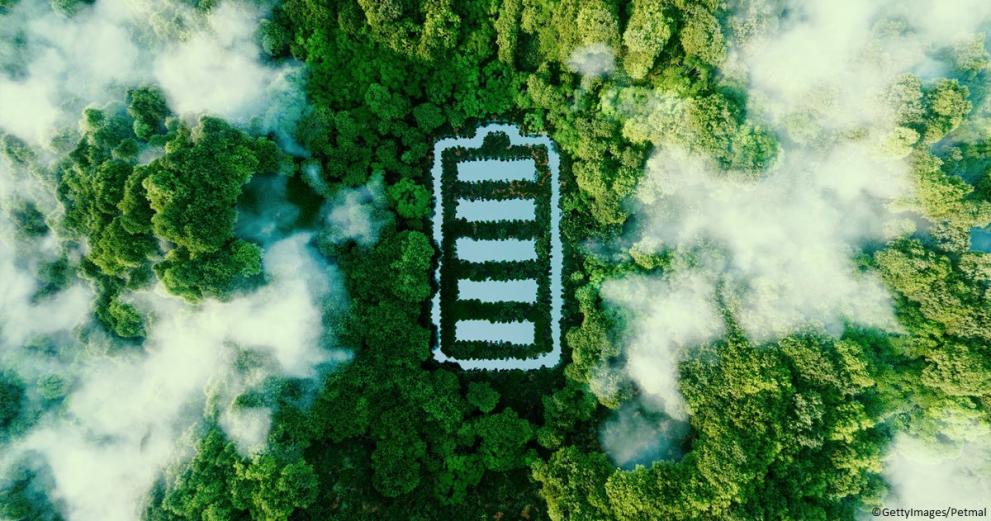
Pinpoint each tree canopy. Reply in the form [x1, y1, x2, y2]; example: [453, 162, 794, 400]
[4, 0, 991, 519]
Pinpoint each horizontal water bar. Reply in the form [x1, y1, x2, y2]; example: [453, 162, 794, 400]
[457, 159, 536, 183]
[458, 278, 538, 303]
[455, 320, 535, 345]
[455, 198, 536, 222]
[455, 238, 537, 263]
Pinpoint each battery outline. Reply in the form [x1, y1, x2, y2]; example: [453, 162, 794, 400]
[430, 123, 562, 370]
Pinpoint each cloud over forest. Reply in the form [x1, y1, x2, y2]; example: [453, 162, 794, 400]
[0, 1, 358, 519]
[1, 232, 347, 521]
[598, 0, 991, 463]
[0, 0, 303, 149]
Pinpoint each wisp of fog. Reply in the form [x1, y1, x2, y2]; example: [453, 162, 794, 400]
[596, 0, 991, 477]
[0, 1, 363, 519]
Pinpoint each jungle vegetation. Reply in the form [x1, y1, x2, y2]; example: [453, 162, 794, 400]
[1, 0, 990, 520]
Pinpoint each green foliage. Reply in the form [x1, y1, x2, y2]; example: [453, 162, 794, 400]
[472, 408, 535, 472]
[9, 201, 48, 238]
[154, 428, 318, 520]
[565, 283, 627, 406]
[622, 0, 672, 79]
[466, 382, 501, 413]
[382, 230, 434, 302]
[921, 79, 971, 144]
[535, 0, 621, 65]
[158, 428, 245, 518]
[386, 177, 431, 219]
[124, 2, 991, 520]
[892, 76, 975, 147]
[144, 117, 280, 255]
[36, 375, 67, 402]
[412, 102, 445, 132]
[126, 87, 169, 141]
[0, 466, 62, 521]
[532, 446, 613, 521]
[577, 333, 888, 520]
[574, 0, 621, 50]
[154, 238, 262, 300]
[1, 134, 36, 166]
[867, 236, 991, 463]
[0, 372, 24, 433]
[234, 456, 319, 520]
[494, 0, 522, 65]
[538, 381, 598, 449]
[59, 108, 155, 279]
[371, 428, 427, 497]
[33, 257, 73, 300]
[921, 341, 991, 397]
[678, 4, 726, 66]
[224, 195, 544, 516]
[364, 83, 411, 123]
[907, 152, 991, 230]
[355, 0, 461, 60]
[418, 0, 461, 60]
[876, 240, 991, 342]
[259, 17, 291, 58]
[59, 104, 278, 316]
[95, 296, 146, 338]
[49, 0, 93, 16]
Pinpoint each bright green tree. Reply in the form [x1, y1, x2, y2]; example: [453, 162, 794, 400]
[622, 0, 672, 79]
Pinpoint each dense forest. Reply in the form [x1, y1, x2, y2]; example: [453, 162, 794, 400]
[0, 0, 990, 520]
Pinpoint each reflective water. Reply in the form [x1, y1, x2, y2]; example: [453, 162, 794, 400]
[458, 278, 538, 303]
[455, 198, 536, 222]
[457, 158, 536, 183]
[455, 238, 537, 263]
[455, 320, 535, 345]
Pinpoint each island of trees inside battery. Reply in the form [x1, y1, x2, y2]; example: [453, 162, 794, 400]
[0, 0, 990, 520]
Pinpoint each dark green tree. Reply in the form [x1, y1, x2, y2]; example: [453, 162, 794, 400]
[466, 382, 501, 414]
[472, 408, 535, 472]
[386, 177, 431, 220]
[0, 372, 24, 434]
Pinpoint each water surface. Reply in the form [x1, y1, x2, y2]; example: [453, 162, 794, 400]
[455, 320, 535, 345]
[456, 198, 536, 222]
[455, 238, 537, 263]
[458, 278, 538, 303]
[457, 158, 537, 183]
